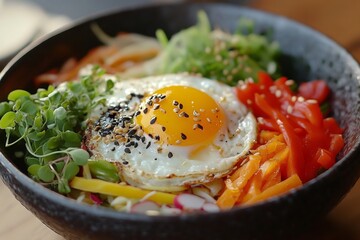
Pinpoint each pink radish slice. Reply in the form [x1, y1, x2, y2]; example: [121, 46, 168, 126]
[130, 201, 160, 214]
[202, 202, 220, 213]
[174, 193, 206, 210]
[160, 205, 182, 215]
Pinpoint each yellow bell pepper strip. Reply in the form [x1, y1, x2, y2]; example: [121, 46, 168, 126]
[70, 177, 176, 205]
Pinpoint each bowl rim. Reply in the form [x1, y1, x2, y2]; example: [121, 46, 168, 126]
[1, 1, 360, 222]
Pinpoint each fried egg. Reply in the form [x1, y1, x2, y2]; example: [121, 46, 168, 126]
[85, 74, 257, 192]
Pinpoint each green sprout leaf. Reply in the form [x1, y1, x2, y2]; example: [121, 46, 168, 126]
[0, 102, 11, 118]
[28, 164, 41, 176]
[54, 107, 67, 120]
[0, 111, 16, 129]
[8, 90, 31, 101]
[69, 149, 89, 166]
[38, 165, 55, 182]
[63, 162, 80, 180]
[58, 179, 71, 194]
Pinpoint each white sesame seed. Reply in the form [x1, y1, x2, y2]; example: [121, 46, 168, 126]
[306, 99, 318, 104]
[257, 117, 265, 124]
[287, 105, 293, 114]
[173, 108, 180, 113]
[275, 90, 282, 98]
[298, 96, 305, 102]
[291, 96, 297, 102]
[285, 79, 295, 86]
[207, 118, 211, 123]
[245, 77, 254, 83]
[199, 108, 205, 112]
[240, 84, 247, 90]
[269, 86, 277, 93]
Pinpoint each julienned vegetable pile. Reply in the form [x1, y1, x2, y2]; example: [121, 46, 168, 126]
[0, 12, 344, 215]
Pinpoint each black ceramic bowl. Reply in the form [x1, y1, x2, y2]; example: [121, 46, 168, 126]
[0, 3, 359, 240]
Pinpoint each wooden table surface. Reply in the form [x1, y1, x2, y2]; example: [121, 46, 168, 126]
[1, 0, 360, 239]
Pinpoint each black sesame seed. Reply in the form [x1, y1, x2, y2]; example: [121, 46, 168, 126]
[173, 100, 179, 106]
[146, 142, 151, 149]
[181, 133, 187, 140]
[160, 95, 166, 99]
[125, 142, 134, 147]
[197, 124, 204, 130]
[168, 152, 173, 158]
[111, 147, 115, 151]
[179, 103, 183, 109]
[141, 136, 146, 143]
[123, 161, 129, 165]
[162, 126, 166, 132]
[149, 134, 153, 139]
[154, 158, 158, 160]
[155, 135, 160, 141]
[183, 112, 189, 118]
[143, 108, 148, 114]
[135, 111, 141, 116]
[124, 148, 131, 154]
[114, 141, 120, 146]
[150, 116, 157, 125]
[153, 104, 160, 110]
[134, 142, 138, 148]
[128, 129, 137, 136]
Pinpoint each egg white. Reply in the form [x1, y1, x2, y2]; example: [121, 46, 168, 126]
[85, 74, 257, 191]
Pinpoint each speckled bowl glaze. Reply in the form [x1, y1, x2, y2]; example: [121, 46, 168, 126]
[0, 3, 359, 240]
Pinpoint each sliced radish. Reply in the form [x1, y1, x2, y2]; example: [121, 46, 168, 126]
[192, 187, 217, 204]
[174, 193, 206, 210]
[160, 205, 182, 215]
[130, 201, 160, 214]
[203, 179, 224, 197]
[202, 202, 220, 213]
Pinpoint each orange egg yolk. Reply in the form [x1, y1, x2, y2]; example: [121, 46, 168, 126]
[135, 85, 226, 146]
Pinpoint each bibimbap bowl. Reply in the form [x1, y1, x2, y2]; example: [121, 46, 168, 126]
[0, 3, 359, 240]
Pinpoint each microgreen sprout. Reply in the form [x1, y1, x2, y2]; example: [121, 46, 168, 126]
[0, 66, 114, 194]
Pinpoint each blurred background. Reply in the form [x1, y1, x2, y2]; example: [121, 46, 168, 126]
[0, 0, 359, 69]
[0, 0, 359, 239]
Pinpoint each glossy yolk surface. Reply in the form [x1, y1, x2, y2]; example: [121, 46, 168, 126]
[135, 85, 226, 147]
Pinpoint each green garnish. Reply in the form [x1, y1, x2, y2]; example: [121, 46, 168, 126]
[0, 66, 114, 193]
[156, 11, 281, 86]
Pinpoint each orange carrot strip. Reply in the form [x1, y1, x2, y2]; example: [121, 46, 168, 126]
[259, 130, 281, 144]
[230, 154, 261, 182]
[245, 174, 302, 205]
[238, 171, 263, 203]
[216, 188, 242, 209]
[261, 167, 281, 191]
[217, 157, 261, 209]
